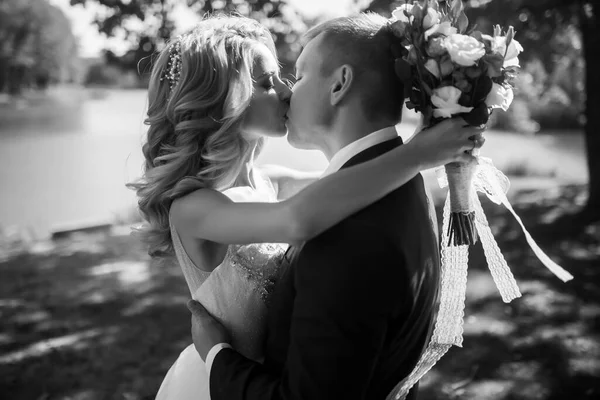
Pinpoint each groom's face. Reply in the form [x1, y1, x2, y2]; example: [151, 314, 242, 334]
[286, 35, 333, 150]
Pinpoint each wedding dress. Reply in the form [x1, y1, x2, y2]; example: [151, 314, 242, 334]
[156, 173, 287, 400]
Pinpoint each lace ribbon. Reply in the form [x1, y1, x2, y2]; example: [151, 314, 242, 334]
[386, 156, 573, 400]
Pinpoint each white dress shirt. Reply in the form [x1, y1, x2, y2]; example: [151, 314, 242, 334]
[320, 126, 399, 177]
[205, 125, 399, 376]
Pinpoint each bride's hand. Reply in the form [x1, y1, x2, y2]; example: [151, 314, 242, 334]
[406, 117, 486, 170]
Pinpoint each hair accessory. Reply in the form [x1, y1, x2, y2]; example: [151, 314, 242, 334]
[160, 39, 182, 92]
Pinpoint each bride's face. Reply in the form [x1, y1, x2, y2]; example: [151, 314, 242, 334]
[240, 44, 291, 140]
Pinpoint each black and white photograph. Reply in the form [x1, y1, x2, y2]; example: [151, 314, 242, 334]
[1, 0, 598, 399]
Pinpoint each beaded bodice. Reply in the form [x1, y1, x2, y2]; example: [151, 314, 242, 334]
[225, 242, 287, 305]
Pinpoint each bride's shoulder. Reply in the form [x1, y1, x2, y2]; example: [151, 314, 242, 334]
[171, 188, 231, 223]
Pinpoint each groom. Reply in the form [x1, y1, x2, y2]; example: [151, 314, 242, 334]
[189, 14, 468, 399]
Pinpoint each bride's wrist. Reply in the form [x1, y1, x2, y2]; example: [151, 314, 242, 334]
[401, 141, 428, 172]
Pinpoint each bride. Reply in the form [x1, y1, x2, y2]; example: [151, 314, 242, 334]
[128, 14, 482, 400]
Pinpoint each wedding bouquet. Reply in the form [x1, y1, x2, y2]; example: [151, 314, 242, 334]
[390, 0, 522, 246]
[383, 4, 574, 399]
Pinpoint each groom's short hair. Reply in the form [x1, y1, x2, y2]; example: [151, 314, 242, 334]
[302, 13, 404, 123]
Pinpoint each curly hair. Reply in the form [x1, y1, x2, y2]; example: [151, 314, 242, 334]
[128, 15, 277, 260]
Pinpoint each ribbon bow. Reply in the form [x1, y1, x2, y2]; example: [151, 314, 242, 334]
[387, 156, 573, 400]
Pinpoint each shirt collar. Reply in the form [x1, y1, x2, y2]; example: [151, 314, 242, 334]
[321, 126, 398, 178]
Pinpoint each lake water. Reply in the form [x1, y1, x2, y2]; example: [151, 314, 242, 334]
[0, 88, 587, 240]
[0, 89, 328, 239]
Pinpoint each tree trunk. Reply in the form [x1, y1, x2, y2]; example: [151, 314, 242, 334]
[580, 2, 600, 222]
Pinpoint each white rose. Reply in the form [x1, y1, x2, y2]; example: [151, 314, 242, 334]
[442, 34, 486, 67]
[425, 21, 457, 40]
[424, 59, 441, 79]
[490, 36, 524, 67]
[431, 86, 474, 118]
[486, 83, 514, 111]
[423, 8, 441, 30]
[392, 4, 414, 23]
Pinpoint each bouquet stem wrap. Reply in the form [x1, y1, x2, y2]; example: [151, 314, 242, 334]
[445, 160, 479, 246]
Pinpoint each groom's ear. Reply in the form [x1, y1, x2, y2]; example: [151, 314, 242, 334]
[330, 64, 354, 106]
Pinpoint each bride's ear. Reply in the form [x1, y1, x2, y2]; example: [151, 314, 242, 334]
[330, 64, 354, 106]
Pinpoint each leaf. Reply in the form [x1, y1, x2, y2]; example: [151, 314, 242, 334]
[462, 102, 490, 126]
[391, 20, 408, 38]
[466, 23, 479, 36]
[404, 84, 413, 100]
[470, 30, 483, 42]
[421, 81, 434, 96]
[407, 46, 419, 64]
[472, 76, 494, 104]
[483, 53, 504, 78]
[464, 66, 482, 79]
[457, 12, 469, 34]
[459, 92, 472, 107]
[452, 69, 466, 81]
[411, 3, 424, 27]
[410, 89, 422, 107]
[450, 0, 464, 19]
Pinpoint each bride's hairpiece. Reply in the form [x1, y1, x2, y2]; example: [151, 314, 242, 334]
[160, 38, 182, 92]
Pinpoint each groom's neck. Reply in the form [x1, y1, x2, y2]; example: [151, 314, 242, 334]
[323, 113, 392, 161]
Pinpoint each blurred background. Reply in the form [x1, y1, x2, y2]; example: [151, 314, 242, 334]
[0, 1, 598, 399]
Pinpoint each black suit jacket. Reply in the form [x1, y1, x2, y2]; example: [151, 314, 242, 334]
[210, 137, 441, 400]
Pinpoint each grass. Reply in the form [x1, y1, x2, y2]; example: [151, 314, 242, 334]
[1, 185, 599, 400]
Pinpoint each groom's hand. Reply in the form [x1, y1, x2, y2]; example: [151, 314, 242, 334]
[187, 300, 230, 362]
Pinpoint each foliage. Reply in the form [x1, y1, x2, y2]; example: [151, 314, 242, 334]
[0, 0, 79, 94]
[70, 0, 309, 76]
[84, 63, 125, 86]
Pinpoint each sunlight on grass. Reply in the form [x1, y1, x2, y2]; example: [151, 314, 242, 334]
[464, 315, 517, 336]
[466, 270, 502, 301]
[11, 309, 51, 325]
[456, 379, 516, 400]
[0, 298, 28, 308]
[0, 328, 107, 364]
[519, 289, 578, 320]
[1, 182, 596, 399]
[497, 361, 544, 381]
[121, 294, 190, 317]
[569, 357, 600, 376]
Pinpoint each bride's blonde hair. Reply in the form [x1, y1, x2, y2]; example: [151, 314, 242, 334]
[128, 15, 277, 259]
